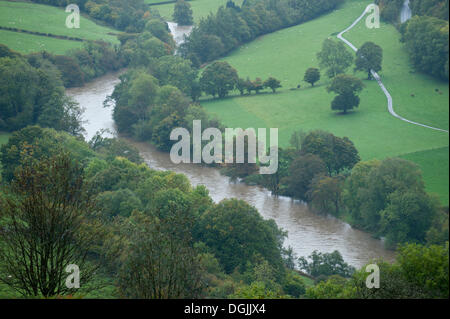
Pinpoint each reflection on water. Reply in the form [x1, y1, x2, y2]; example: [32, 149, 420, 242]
[66, 68, 396, 270]
[66, 71, 122, 141]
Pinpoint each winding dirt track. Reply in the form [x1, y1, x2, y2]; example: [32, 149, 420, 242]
[337, 5, 449, 133]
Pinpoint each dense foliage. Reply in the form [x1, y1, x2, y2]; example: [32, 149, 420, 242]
[181, 0, 344, 66]
[0, 153, 100, 297]
[401, 16, 449, 80]
[173, 0, 194, 26]
[0, 46, 85, 132]
[306, 243, 449, 299]
[0, 126, 303, 298]
[410, 0, 449, 20]
[377, 0, 449, 80]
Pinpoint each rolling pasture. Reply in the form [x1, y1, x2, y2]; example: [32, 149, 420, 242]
[0, 29, 85, 54]
[0, 0, 119, 54]
[200, 0, 449, 203]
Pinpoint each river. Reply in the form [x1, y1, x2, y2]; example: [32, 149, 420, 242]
[66, 22, 396, 269]
[400, 0, 412, 24]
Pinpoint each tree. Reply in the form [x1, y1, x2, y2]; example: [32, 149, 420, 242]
[402, 16, 449, 80]
[327, 74, 364, 114]
[38, 94, 86, 137]
[0, 55, 70, 132]
[118, 210, 204, 299]
[0, 126, 95, 183]
[145, 19, 175, 46]
[396, 243, 449, 299]
[355, 41, 383, 79]
[282, 154, 327, 201]
[195, 199, 285, 275]
[342, 158, 437, 246]
[200, 61, 239, 98]
[305, 275, 352, 299]
[300, 130, 360, 175]
[282, 271, 306, 298]
[89, 133, 143, 164]
[307, 175, 344, 215]
[173, 0, 194, 26]
[152, 113, 184, 151]
[229, 281, 286, 299]
[350, 243, 449, 299]
[317, 39, 354, 78]
[253, 77, 264, 93]
[96, 188, 143, 219]
[263, 77, 282, 93]
[236, 77, 248, 95]
[289, 130, 306, 151]
[298, 250, 355, 278]
[380, 189, 438, 247]
[152, 55, 198, 96]
[304, 68, 321, 86]
[128, 73, 159, 120]
[0, 153, 100, 297]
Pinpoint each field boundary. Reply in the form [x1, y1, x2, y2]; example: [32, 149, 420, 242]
[0, 25, 85, 42]
[337, 5, 449, 134]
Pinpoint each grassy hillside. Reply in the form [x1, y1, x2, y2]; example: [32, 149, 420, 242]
[400, 147, 449, 204]
[200, 0, 449, 203]
[0, 0, 120, 54]
[0, 29, 85, 54]
[150, 0, 243, 23]
[0, 1, 119, 43]
[345, 10, 449, 131]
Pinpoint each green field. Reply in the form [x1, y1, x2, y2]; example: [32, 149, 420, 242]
[0, 1, 119, 43]
[200, 0, 449, 203]
[0, 0, 119, 54]
[399, 147, 449, 204]
[149, 0, 243, 23]
[0, 29, 85, 54]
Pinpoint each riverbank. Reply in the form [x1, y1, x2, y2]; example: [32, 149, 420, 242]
[64, 69, 396, 268]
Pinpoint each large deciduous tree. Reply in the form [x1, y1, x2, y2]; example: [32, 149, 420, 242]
[282, 154, 328, 201]
[195, 199, 285, 276]
[355, 41, 383, 79]
[0, 153, 100, 297]
[327, 74, 364, 114]
[173, 0, 194, 26]
[200, 61, 239, 98]
[304, 68, 321, 86]
[300, 130, 360, 175]
[263, 77, 282, 93]
[317, 39, 354, 78]
[118, 197, 204, 298]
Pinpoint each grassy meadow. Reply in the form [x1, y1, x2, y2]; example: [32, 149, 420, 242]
[149, 0, 243, 23]
[0, 29, 85, 54]
[0, 1, 119, 43]
[399, 147, 449, 204]
[0, 0, 119, 54]
[199, 0, 449, 203]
